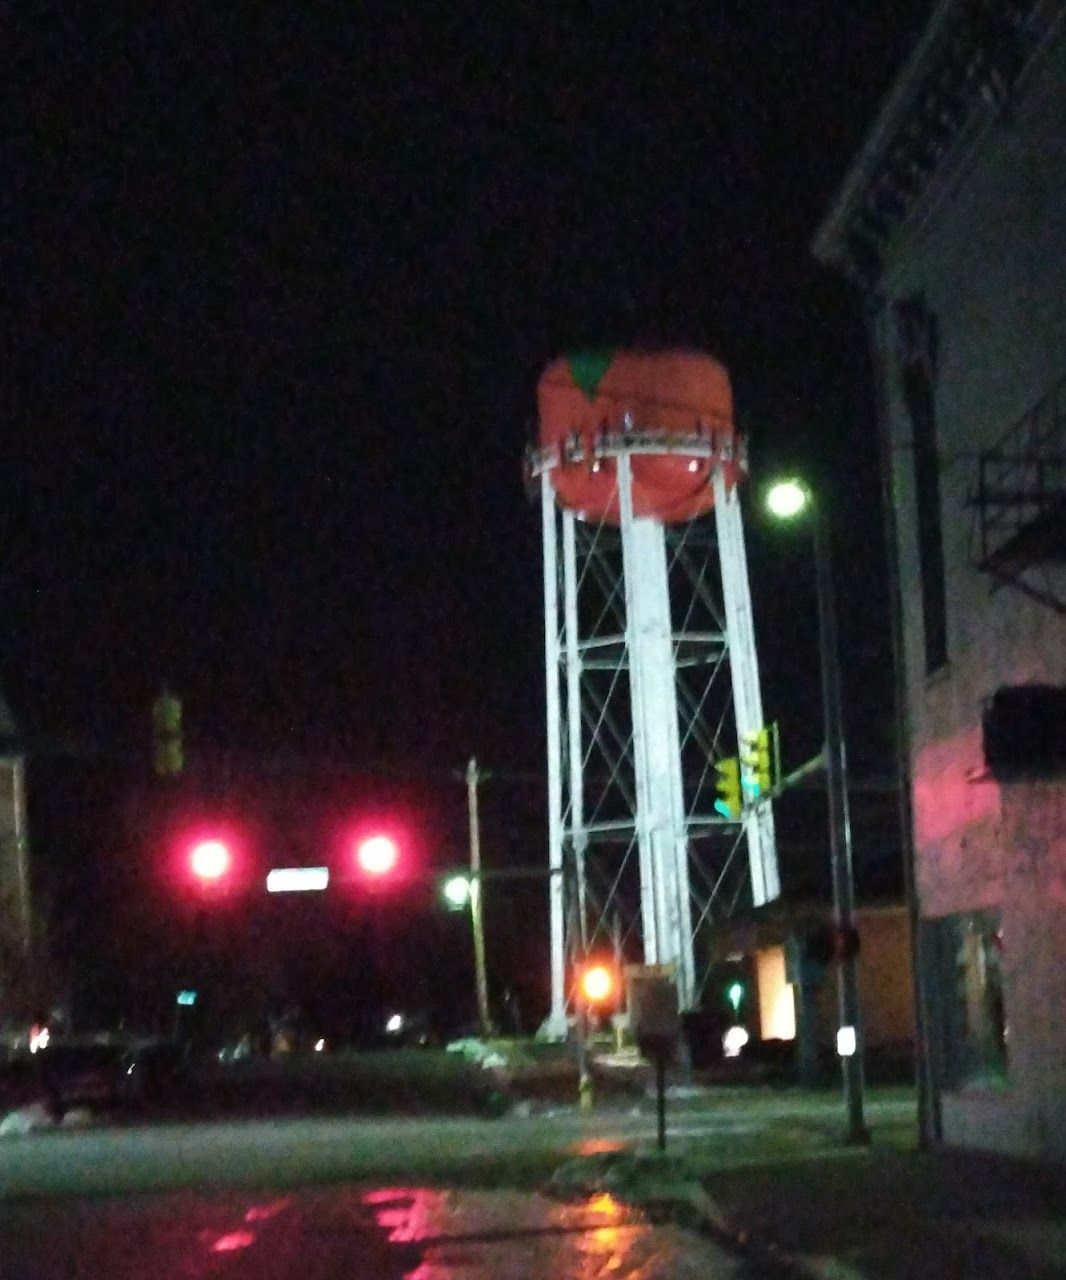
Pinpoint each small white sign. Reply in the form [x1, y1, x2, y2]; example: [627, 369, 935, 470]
[267, 867, 330, 893]
[837, 1025, 857, 1057]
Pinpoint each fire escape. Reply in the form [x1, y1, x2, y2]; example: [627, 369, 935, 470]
[970, 375, 1066, 613]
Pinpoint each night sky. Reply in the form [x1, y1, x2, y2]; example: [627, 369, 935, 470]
[4, 3, 932, 1030]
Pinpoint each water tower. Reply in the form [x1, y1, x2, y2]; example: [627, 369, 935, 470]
[530, 350, 779, 1037]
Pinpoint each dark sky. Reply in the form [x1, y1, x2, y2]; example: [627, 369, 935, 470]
[4, 3, 933, 1024]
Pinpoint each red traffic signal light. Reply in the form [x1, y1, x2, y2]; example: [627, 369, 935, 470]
[189, 838, 232, 882]
[173, 823, 246, 895]
[802, 922, 861, 966]
[356, 833, 400, 877]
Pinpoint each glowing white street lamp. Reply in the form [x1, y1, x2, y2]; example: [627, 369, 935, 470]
[765, 474, 869, 1145]
[765, 477, 810, 520]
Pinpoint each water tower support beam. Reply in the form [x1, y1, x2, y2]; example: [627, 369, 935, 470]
[617, 454, 697, 1008]
[562, 509, 590, 949]
[541, 471, 569, 1040]
[713, 468, 780, 905]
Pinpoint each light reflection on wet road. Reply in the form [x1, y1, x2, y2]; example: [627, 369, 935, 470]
[0, 1185, 742, 1279]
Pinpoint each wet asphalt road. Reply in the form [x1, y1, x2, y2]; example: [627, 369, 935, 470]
[0, 1184, 743, 1279]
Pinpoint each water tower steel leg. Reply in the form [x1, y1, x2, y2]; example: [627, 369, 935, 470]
[617, 454, 696, 1008]
[542, 471, 569, 1039]
[562, 509, 589, 949]
[713, 469, 780, 906]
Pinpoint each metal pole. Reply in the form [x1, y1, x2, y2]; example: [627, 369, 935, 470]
[466, 757, 493, 1039]
[866, 304, 939, 1147]
[10, 758, 33, 953]
[811, 507, 870, 1145]
[655, 1052, 667, 1150]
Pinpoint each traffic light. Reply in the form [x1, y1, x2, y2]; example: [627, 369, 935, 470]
[440, 872, 472, 910]
[189, 838, 232, 883]
[800, 921, 861, 968]
[740, 725, 773, 798]
[714, 757, 741, 819]
[835, 925, 861, 962]
[152, 688, 183, 778]
[725, 979, 746, 1015]
[171, 819, 247, 897]
[355, 833, 400, 877]
[579, 963, 616, 1006]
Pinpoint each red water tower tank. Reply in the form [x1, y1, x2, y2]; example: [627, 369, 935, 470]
[536, 349, 742, 525]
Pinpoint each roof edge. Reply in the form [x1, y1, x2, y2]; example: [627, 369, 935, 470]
[812, 0, 960, 269]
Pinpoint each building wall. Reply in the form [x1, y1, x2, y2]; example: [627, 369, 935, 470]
[857, 908, 915, 1047]
[749, 906, 913, 1051]
[755, 944, 796, 1041]
[876, 34, 1066, 1160]
[811, 906, 915, 1049]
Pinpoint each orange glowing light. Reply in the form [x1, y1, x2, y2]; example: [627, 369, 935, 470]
[580, 964, 614, 1004]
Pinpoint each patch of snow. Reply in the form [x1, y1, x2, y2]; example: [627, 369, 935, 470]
[0, 1104, 56, 1136]
[60, 1107, 96, 1128]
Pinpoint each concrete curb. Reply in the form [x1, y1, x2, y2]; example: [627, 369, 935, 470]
[682, 1184, 865, 1280]
[550, 1154, 864, 1280]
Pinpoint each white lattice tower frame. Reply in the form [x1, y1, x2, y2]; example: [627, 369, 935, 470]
[535, 430, 779, 1037]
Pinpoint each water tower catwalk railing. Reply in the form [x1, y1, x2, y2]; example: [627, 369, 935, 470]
[531, 425, 779, 1037]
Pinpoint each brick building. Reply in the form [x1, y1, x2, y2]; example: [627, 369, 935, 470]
[814, 0, 1065, 1160]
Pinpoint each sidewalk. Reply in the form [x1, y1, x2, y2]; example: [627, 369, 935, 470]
[550, 1101, 1066, 1279]
[700, 1143, 1066, 1279]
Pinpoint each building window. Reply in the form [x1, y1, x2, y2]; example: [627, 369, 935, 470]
[894, 295, 948, 673]
[931, 909, 1007, 1090]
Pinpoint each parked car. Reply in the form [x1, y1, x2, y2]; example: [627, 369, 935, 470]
[0, 1042, 124, 1118]
[1, 1037, 189, 1119]
[120, 1038, 188, 1105]
[36, 1042, 127, 1112]
[0, 1053, 45, 1113]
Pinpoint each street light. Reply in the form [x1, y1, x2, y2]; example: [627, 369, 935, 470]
[765, 476, 870, 1145]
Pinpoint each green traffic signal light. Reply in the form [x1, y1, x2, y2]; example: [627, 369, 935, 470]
[441, 873, 472, 910]
[714, 757, 741, 819]
[726, 980, 745, 1014]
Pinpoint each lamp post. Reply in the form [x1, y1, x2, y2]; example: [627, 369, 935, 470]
[465, 757, 494, 1039]
[766, 478, 870, 1145]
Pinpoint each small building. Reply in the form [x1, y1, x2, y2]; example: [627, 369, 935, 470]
[814, 1, 1065, 1160]
[716, 900, 914, 1068]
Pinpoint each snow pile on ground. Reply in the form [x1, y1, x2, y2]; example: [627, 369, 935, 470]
[445, 1038, 508, 1070]
[0, 1104, 56, 1136]
[1, 1104, 99, 1136]
[60, 1107, 95, 1128]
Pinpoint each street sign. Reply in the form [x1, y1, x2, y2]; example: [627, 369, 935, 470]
[266, 867, 330, 893]
[626, 964, 680, 1046]
[625, 964, 679, 1152]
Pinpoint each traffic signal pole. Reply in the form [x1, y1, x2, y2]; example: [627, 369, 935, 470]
[466, 757, 493, 1039]
[812, 508, 870, 1145]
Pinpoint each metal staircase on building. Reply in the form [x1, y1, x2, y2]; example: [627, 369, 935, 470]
[970, 375, 1066, 613]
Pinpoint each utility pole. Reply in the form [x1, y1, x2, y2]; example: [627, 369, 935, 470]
[466, 757, 493, 1038]
[812, 508, 870, 1145]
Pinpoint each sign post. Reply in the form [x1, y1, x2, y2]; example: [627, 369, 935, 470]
[626, 964, 680, 1151]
